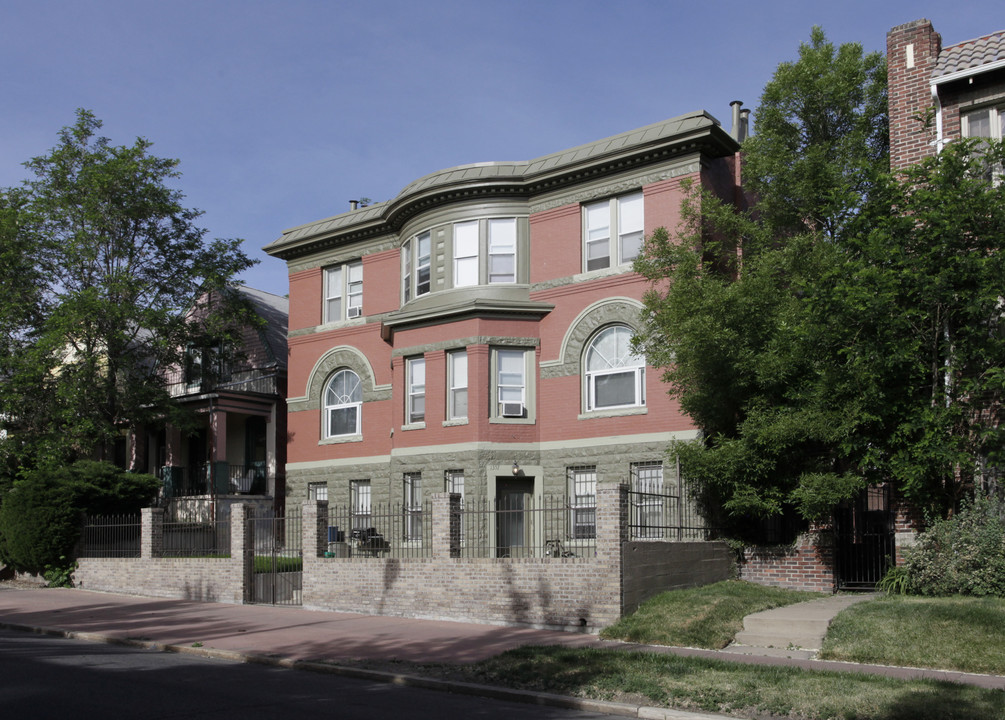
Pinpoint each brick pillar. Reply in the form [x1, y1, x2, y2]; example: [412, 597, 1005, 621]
[229, 503, 251, 602]
[141, 507, 164, 559]
[302, 500, 327, 559]
[887, 19, 943, 170]
[432, 492, 461, 558]
[596, 484, 628, 563]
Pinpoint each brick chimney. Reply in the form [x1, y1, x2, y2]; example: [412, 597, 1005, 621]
[887, 19, 942, 170]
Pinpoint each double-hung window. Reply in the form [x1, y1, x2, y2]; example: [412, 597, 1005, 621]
[453, 221, 479, 287]
[495, 348, 527, 419]
[308, 482, 328, 502]
[406, 356, 425, 425]
[488, 218, 517, 283]
[567, 466, 597, 540]
[324, 261, 363, 322]
[447, 350, 468, 420]
[582, 191, 644, 271]
[585, 325, 646, 411]
[963, 105, 1005, 181]
[445, 469, 465, 541]
[324, 369, 362, 437]
[351, 479, 371, 530]
[404, 472, 423, 542]
[402, 232, 431, 302]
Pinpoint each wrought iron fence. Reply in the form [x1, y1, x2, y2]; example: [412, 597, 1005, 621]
[626, 488, 718, 541]
[77, 515, 142, 558]
[324, 501, 432, 559]
[163, 520, 231, 557]
[457, 495, 596, 559]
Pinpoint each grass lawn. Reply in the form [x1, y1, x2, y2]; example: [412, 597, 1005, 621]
[336, 583, 1005, 720]
[600, 579, 823, 648]
[820, 594, 1005, 675]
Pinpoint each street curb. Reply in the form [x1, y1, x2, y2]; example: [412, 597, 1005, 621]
[0, 621, 730, 720]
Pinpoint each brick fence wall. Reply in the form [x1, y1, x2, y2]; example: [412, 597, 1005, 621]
[74, 488, 733, 629]
[737, 531, 837, 593]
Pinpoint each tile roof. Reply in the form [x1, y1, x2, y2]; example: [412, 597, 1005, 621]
[934, 29, 1005, 79]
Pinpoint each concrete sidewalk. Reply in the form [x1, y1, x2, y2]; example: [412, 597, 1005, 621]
[1, 586, 1003, 703]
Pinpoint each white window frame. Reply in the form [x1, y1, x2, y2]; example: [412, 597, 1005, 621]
[445, 469, 465, 542]
[453, 221, 479, 287]
[404, 472, 423, 542]
[323, 368, 362, 438]
[494, 348, 528, 420]
[630, 461, 665, 538]
[488, 218, 517, 284]
[308, 481, 328, 502]
[351, 479, 371, 530]
[963, 104, 1005, 181]
[406, 356, 425, 425]
[567, 466, 597, 540]
[324, 261, 363, 323]
[447, 350, 468, 421]
[582, 191, 644, 271]
[585, 325, 646, 411]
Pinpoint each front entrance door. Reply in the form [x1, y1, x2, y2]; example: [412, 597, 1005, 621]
[496, 477, 533, 558]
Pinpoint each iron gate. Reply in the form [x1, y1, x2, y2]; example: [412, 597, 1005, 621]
[246, 510, 302, 606]
[834, 485, 895, 591]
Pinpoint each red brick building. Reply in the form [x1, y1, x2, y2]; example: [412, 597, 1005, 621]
[266, 108, 747, 556]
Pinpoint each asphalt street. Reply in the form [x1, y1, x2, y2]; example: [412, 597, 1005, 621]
[0, 628, 624, 720]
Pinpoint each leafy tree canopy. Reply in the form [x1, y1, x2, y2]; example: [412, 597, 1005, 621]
[0, 110, 257, 472]
[635, 29, 1004, 535]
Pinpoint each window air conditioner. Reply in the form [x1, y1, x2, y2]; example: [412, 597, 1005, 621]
[347, 306, 362, 319]
[500, 401, 524, 418]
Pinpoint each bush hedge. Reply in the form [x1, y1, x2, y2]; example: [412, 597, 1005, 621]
[901, 495, 1005, 597]
[0, 460, 160, 578]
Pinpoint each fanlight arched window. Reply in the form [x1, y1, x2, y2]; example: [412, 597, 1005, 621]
[324, 369, 362, 437]
[584, 325, 645, 411]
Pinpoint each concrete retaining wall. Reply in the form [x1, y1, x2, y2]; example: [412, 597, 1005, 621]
[622, 540, 734, 614]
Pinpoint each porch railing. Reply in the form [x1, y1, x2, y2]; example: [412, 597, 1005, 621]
[158, 463, 268, 497]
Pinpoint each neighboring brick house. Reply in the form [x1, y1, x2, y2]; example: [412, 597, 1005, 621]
[265, 108, 747, 556]
[888, 19, 1005, 171]
[134, 286, 289, 520]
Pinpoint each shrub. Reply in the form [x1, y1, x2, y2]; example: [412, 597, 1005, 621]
[0, 460, 159, 578]
[902, 495, 1005, 597]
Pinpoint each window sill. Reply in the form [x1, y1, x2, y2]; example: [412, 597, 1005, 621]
[489, 416, 535, 425]
[319, 434, 363, 445]
[578, 406, 647, 421]
[442, 418, 469, 427]
[402, 422, 426, 431]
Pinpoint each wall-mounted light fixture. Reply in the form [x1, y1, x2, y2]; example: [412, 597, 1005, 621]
[512, 462, 520, 475]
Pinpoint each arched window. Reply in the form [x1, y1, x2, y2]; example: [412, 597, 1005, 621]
[324, 369, 362, 437]
[584, 325, 645, 411]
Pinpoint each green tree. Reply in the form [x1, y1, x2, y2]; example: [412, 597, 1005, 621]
[741, 26, 888, 241]
[635, 29, 1003, 533]
[636, 138, 1005, 532]
[0, 110, 256, 471]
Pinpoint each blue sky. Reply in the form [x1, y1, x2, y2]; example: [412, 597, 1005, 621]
[2, 1, 1001, 298]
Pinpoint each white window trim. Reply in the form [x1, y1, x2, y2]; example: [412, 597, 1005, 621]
[584, 325, 646, 412]
[446, 350, 468, 423]
[405, 356, 426, 427]
[323, 261, 363, 323]
[351, 479, 371, 531]
[631, 461, 665, 539]
[567, 466, 597, 541]
[404, 472, 423, 543]
[492, 347, 533, 422]
[323, 368, 362, 439]
[582, 191, 644, 273]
